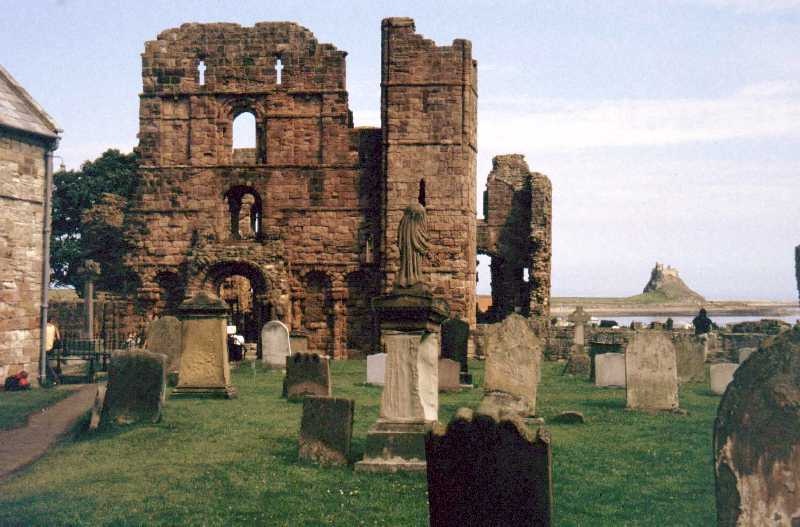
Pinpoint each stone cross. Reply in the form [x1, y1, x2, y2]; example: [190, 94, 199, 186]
[568, 307, 591, 346]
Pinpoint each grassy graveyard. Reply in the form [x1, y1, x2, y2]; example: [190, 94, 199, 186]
[0, 361, 717, 526]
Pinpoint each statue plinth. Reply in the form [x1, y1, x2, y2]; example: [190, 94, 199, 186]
[356, 288, 449, 472]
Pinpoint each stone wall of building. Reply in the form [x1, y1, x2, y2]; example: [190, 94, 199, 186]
[0, 130, 47, 380]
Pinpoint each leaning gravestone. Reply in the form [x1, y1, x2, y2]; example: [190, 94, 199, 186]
[262, 320, 291, 369]
[441, 317, 472, 385]
[366, 352, 386, 386]
[672, 334, 706, 384]
[625, 331, 679, 411]
[714, 326, 800, 526]
[298, 396, 355, 466]
[145, 316, 182, 384]
[595, 352, 626, 388]
[438, 358, 461, 392]
[101, 350, 166, 426]
[710, 363, 738, 396]
[480, 313, 542, 418]
[426, 407, 553, 527]
[284, 353, 331, 400]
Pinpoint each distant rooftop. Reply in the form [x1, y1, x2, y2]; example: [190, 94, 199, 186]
[0, 64, 60, 139]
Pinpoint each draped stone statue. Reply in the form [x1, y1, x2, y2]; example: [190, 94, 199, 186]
[396, 203, 429, 288]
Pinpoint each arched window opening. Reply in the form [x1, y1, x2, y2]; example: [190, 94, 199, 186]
[197, 60, 206, 86]
[232, 111, 257, 164]
[225, 186, 263, 240]
[275, 57, 284, 85]
[418, 178, 426, 207]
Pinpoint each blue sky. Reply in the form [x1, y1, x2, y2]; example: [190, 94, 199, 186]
[3, 0, 799, 300]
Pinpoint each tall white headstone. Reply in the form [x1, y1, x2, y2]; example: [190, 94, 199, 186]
[366, 352, 386, 385]
[261, 320, 291, 369]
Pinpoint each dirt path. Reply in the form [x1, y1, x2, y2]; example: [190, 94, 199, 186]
[0, 384, 97, 481]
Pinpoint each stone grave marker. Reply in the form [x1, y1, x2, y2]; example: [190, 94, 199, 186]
[595, 352, 626, 387]
[625, 331, 679, 411]
[145, 316, 182, 384]
[89, 384, 107, 431]
[737, 347, 756, 364]
[710, 363, 738, 395]
[426, 407, 553, 527]
[438, 358, 461, 392]
[672, 334, 706, 384]
[284, 352, 331, 400]
[714, 326, 800, 525]
[102, 350, 166, 426]
[441, 317, 472, 385]
[480, 313, 542, 418]
[366, 352, 386, 385]
[262, 320, 291, 369]
[299, 396, 355, 466]
[567, 306, 591, 346]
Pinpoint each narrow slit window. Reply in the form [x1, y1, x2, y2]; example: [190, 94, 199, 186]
[198, 60, 206, 86]
[418, 179, 426, 207]
[275, 58, 283, 85]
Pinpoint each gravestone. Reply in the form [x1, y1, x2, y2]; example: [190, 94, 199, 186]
[714, 326, 800, 526]
[737, 347, 756, 364]
[284, 353, 331, 400]
[89, 384, 107, 431]
[145, 316, 182, 383]
[710, 363, 738, 395]
[289, 332, 308, 354]
[480, 313, 542, 418]
[101, 350, 166, 425]
[441, 317, 472, 385]
[426, 407, 553, 527]
[262, 320, 291, 369]
[173, 292, 236, 398]
[673, 334, 706, 384]
[298, 396, 355, 466]
[438, 358, 461, 392]
[625, 331, 679, 411]
[366, 352, 386, 385]
[567, 306, 591, 346]
[595, 352, 626, 387]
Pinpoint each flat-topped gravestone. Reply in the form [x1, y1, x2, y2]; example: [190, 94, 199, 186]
[145, 316, 182, 372]
[595, 352, 626, 387]
[438, 358, 461, 392]
[299, 396, 355, 466]
[289, 332, 308, 354]
[284, 353, 331, 400]
[102, 350, 166, 426]
[625, 331, 679, 411]
[366, 352, 386, 385]
[426, 408, 553, 527]
[480, 313, 542, 418]
[714, 326, 800, 526]
[262, 320, 291, 369]
[710, 363, 738, 395]
[673, 335, 706, 384]
[441, 318, 472, 385]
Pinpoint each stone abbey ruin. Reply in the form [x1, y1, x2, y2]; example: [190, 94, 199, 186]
[125, 18, 552, 358]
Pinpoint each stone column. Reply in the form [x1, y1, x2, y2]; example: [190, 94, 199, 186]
[356, 290, 449, 472]
[172, 292, 237, 399]
[331, 290, 347, 359]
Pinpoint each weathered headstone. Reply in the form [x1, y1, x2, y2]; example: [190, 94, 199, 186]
[366, 352, 386, 385]
[102, 350, 166, 425]
[173, 292, 236, 398]
[298, 396, 355, 466]
[737, 347, 756, 364]
[426, 408, 553, 527]
[625, 331, 679, 411]
[289, 331, 308, 354]
[441, 317, 472, 385]
[480, 313, 542, 418]
[438, 358, 461, 392]
[595, 352, 626, 388]
[89, 384, 107, 430]
[262, 320, 291, 369]
[673, 334, 706, 384]
[714, 326, 800, 525]
[145, 316, 182, 382]
[710, 363, 738, 396]
[284, 353, 331, 400]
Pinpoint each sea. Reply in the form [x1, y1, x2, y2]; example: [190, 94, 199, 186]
[595, 310, 800, 329]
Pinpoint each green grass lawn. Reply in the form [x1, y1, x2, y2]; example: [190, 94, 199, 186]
[0, 387, 72, 431]
[0, 361, 718, 526]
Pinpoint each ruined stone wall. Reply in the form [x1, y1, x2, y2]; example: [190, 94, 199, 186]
[0, 130, 47, 380]
[380, 18, 477, 327]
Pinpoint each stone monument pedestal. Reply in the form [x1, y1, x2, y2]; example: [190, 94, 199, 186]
[355, 289, 448, 473]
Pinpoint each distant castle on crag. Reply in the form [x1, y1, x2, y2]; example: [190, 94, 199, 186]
[642, 262, 705, 303]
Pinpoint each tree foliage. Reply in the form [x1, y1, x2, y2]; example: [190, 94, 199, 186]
[51, 149, 141, 294]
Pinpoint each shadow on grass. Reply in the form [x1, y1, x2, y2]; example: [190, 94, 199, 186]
[583, 398, 627, 410]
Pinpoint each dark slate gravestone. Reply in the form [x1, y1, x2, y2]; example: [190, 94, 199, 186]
[714, 326, 800, 526]
[426, 408, 553, 527]
[298, 396, 355, 466]
[284, 353, 331, 400]
[101, 350, 166, 426]
[441, 318, 472, 385]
